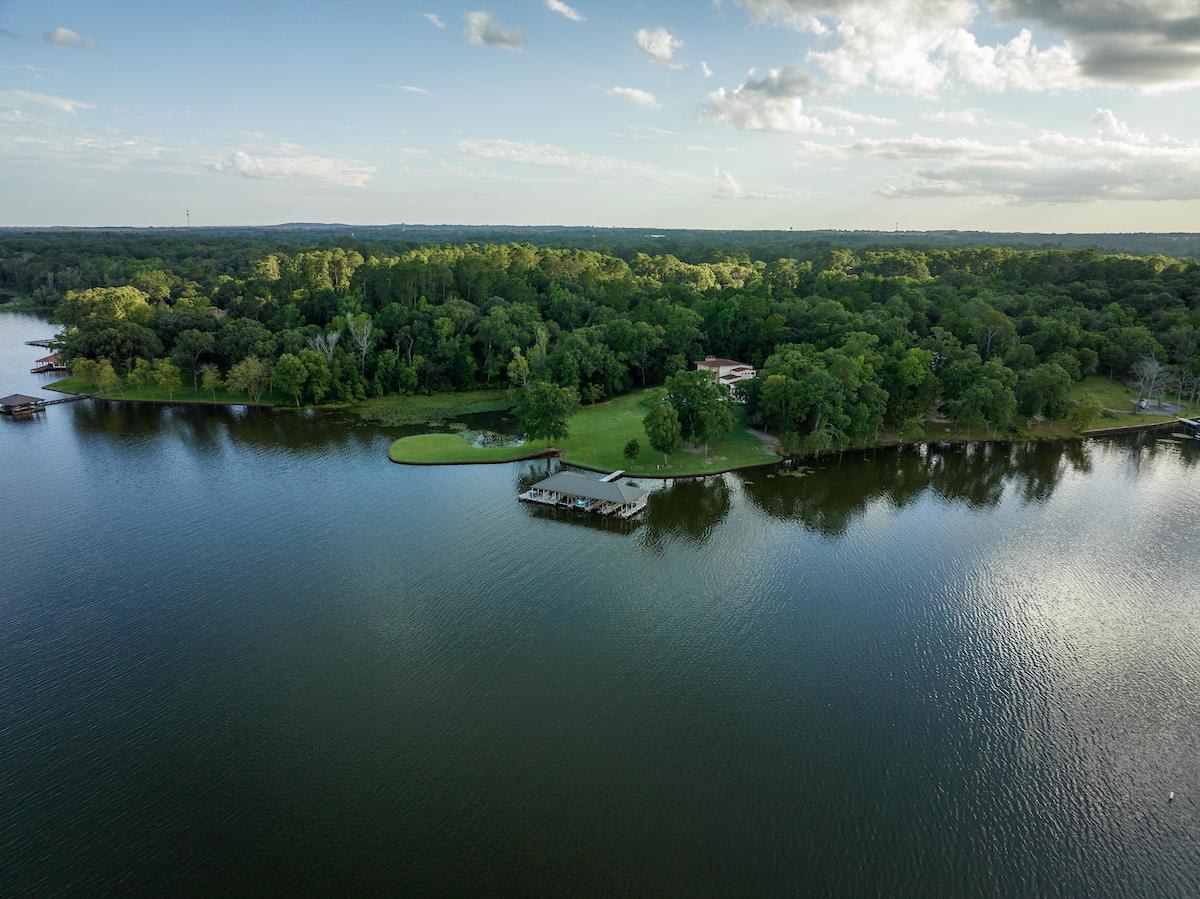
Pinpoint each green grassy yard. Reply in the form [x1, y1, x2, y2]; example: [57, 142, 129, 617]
[1070, 375, 1199, 430]
[47, 375, 287, 406]
[388, 433, 551, 464]
[388, 389, 779, 476]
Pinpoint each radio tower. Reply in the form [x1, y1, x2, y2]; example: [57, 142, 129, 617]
[186, 209, 191, 227]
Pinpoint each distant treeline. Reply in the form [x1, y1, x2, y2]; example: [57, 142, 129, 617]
[2, 224, 1200, 272]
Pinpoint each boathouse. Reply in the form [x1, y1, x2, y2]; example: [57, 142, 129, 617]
[520, 471, 650, 519]
[31, 353, 66, 374]
[0, 393, 46, 417]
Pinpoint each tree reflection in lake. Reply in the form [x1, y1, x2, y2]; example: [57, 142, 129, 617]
[66, 399, 390, 459]
[740, 440, 1097, 537]
[637, 475, 734, 553]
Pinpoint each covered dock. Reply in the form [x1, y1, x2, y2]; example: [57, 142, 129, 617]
[519, 470, 650, 519]
[1176, 418, 1200, 440]
[0, 393, 47, 418]
[31, 353, 66, 374]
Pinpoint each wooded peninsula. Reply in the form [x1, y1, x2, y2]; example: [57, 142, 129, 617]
[3, 228, 1197, 475]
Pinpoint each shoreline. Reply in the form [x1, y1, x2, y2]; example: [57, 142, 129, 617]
[37, 385, 1187, 480]
[42, 384, 277, 410]
[389, 417, 1185, 480]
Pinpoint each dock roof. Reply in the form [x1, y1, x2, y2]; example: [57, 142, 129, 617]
[531, 471, 648, 504]
[0, 393, 45, 407]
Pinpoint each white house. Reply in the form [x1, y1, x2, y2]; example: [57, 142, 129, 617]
[695, 356, 757, 388]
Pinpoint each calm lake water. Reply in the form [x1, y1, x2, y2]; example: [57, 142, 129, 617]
[2, 311, 1198, 896]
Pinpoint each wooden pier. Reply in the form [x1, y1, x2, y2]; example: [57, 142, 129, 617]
[0, 392, 89, 418]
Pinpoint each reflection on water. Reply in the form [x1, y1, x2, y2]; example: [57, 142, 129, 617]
[739, 441, 1095, 535]
[3, 313, 1200, 897]
[638, 475, 734, 552]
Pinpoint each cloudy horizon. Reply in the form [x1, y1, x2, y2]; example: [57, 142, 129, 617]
[2, 0, 1200, 231]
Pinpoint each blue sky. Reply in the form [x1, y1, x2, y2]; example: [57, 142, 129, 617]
[2, 0, 1200, 230]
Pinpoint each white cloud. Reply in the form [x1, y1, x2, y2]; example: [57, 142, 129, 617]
[546, 0, 585, 22]
[990, 0, 1200, 88]
[0, 89, 95, 114]
[850, 134, 1024, 162]
[922, 108, 980, 125]
[945, 27, 1079, 92]
[458, 138, 656, 178]
[465, 11, 525, 51]
[626, 125, 676, 139]
[702, 66, 851, 134]
[634, 27, 684, 69]
[608, 86, 660, 109]
[794, 138, 849, 158]
[813, 105, 898, 126]
[42, 26, 94, 48]
[701, 61, 714, 78]
[1092, 107, 1147, 143]
[712, 166, 805, 199]
[455, 138, 710, 191]
[849, 114, 1200, 203]
[727, 0, 1083, 96]
[213, 149, 377, 187]
[713, 167, 756, 199]
[379, 84, 431, 95]
[1, 64, 52, 79]
[0, 129, 169, 169]
[421, 12, 446, 28]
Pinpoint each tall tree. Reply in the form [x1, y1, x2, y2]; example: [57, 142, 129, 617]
[273, 354, 308, 407]
[516, 381, 579, 447]
[644, 399, 682, 465]
[152, 358, 182, 400]
[172, 329, 215, 390]
[347, 313, 375, 373]
[200, 364, 222, 401]
[96, 358, 122, 396]
[227, 356, 271, 404]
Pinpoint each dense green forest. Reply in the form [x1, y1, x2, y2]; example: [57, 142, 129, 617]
[3, 230, 1198, 454]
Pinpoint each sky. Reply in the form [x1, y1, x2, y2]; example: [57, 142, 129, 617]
[2, 0, 1200, 231]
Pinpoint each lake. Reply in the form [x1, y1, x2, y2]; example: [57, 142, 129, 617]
[2, 311, 1198, 896]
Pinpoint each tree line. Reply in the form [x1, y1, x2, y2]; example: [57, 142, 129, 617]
[18, 237, 1200, 450]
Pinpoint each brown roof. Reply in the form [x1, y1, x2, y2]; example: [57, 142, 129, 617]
[696, 357, 745, 368]
[35, 353, 59, 364]
[1, 393, 45, 406]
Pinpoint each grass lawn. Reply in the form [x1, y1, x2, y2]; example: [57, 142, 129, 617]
[1069, 375, 1199, 430]
[389, 389, 779, 476]
[353, 389, 516, 426]
[0, 298, 53, 313]
[912, 375, 1198, 442]
[388, 433, 551, 464]
[47, 375, 288, 406]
